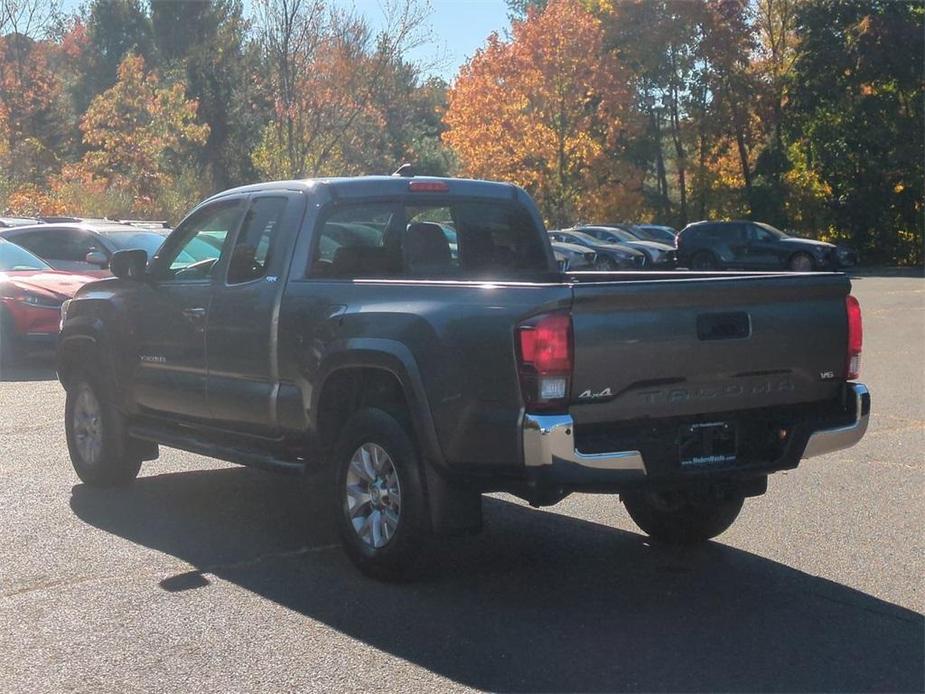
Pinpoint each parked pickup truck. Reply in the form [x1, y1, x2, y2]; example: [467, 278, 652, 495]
[57, 176, 870, 579]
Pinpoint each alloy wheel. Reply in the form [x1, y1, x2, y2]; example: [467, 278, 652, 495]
[73, 384, 103, 466]
[344, 443, 402, 549]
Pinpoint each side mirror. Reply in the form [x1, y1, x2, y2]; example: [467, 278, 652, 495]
[110, 249, 148, 280]
[85, 249, 109, 268]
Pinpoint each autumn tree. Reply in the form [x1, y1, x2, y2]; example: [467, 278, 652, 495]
[754, 0, 799, 155]
[251, 0, 433, 179]
[0, 34, 71, 193]
[444, 0, 638, 226]
[0, 0, 65, 204]
[55, 52, 209, 217]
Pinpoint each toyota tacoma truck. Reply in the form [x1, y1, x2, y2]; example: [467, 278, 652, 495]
[56, 176, 870, 579]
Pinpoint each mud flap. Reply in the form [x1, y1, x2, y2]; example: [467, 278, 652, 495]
[129, 438, 160, 462]
[423, 461, 482, 535]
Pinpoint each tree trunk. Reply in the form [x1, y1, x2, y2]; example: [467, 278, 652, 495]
[652, 109, 670, 218]
[734, 120, 752, 214]
[698, 121, 707, 221]
[669, 85, 687, 226]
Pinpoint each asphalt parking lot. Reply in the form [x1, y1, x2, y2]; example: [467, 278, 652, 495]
[1, 275, 922, 693]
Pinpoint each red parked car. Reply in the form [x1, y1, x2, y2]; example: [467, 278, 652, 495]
[0, 239, 97, 363]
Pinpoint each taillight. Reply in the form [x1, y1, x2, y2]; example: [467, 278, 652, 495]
[846, 294, 862, 379]
[516, 312, 572, 411]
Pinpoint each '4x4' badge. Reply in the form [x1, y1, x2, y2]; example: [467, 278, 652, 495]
[578, 387, 612, 400]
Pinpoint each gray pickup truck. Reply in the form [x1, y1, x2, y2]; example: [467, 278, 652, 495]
[56, 175, 869, 579]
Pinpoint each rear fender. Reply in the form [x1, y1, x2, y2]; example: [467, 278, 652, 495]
[313, 340, 482, 534]
[312, 338, 445, 468]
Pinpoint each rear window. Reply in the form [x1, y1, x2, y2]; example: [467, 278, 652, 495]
[308, 200, 548, 279]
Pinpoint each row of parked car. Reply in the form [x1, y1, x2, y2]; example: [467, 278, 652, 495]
[0, 212, 855, 364]
[550, 221, 857, 272]
[550, 224, 679, 270]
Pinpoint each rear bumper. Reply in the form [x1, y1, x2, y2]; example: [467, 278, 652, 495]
[521, 382, 870, 487]
[802, 383, 870, 457]
[523, 413, 646, 473]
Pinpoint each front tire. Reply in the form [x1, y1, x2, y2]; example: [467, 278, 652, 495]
[690, 251, 719, 270]
[65, 371, 141, 487]
[622, 489, 744, 545]
[789, 252, 815, 272]
[332, 408, 431, 580]
[595, 256, 617, 271]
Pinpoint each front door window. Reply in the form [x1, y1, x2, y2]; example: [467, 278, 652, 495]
[154, 202, 243, 282]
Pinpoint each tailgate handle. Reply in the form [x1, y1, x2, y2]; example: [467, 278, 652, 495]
[697, 312, 750, 341]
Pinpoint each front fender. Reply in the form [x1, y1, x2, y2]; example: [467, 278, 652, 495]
[57, 319, 103, 376]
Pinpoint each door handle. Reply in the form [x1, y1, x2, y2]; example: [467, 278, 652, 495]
[182, 307, 207, 324]
[326, 304, 347, 321]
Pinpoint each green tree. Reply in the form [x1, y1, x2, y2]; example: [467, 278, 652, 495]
[788, 0, 924, 264]
[80, 0, 154, 102]
[150, 0, 264, 189]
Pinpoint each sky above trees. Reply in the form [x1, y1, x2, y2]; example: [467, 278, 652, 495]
[57, 0, 512, 80]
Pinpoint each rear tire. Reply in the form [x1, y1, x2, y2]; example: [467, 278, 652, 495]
[332, 408, 432, 581]
[690, 251, 719, 270]
[622, 489, 744, 545]
[65, 370, 142, 487]
[789, 252, 815, 272]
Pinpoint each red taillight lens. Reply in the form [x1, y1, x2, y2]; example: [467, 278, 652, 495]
[408, 180, 449, 193]
[846, 294, 862, 379]
[519, 313, 571, 371]
[516, 312, 573, 411]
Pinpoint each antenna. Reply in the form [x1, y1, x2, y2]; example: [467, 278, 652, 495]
[392, 163, 415, 178]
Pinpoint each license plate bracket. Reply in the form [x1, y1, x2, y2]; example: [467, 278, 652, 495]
[679, 421, 737, 468]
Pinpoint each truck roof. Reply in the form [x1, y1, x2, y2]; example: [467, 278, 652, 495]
[203, 176, 522, 204]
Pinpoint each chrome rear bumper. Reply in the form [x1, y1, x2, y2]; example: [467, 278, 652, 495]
[522, 383, 870, 473]
[522, 413, 646, 473]
[802, 383, 870, 458]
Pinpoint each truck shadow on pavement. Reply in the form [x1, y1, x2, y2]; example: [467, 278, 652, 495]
[70, 466, 924, 693]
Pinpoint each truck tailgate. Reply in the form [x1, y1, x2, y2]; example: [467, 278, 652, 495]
[568, 273, 851, 424]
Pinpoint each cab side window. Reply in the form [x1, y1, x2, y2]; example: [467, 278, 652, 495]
[309, 203, 400, 279]
[227, 197, 288, 284]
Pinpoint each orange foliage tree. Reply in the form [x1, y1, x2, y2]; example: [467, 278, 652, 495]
[443, 0, 641, 226]
[0, 34, 67, 193]
[54, 52, 209, 217]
